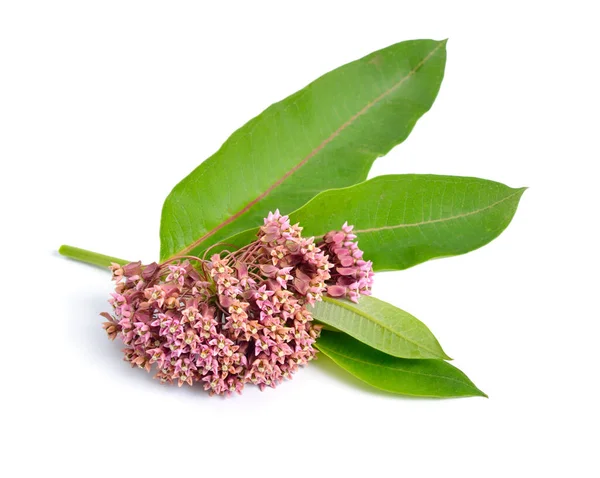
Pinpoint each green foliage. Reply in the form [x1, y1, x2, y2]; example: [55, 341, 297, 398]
[159, 40, 447, 260]
[218, 175, 526, 271]
[316, 331, 486, 398]
[312, 296, 449, 359]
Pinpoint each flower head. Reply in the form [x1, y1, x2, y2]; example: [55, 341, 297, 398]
[319, 222, 374, 303]
[102, 212, 373, 395]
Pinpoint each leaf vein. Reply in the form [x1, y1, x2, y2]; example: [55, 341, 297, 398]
[353, 190, 522, 235]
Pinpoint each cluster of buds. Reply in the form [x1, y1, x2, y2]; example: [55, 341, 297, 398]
[319, 222, 374, 303]
[102, 211, 373, 396]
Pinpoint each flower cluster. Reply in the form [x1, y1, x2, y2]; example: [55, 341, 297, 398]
[101, 211, 373, 395]
[319, 222, 374, 303]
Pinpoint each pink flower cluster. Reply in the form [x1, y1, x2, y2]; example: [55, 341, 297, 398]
[102, 211, 373, 395]
[319, 222, 374, 303]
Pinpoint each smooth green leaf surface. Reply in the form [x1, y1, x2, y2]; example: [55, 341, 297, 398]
[312, 296, 449, 359]
[294, 175, 526, 270]
[316, 331, 486, 398]
[160, 39, 447, 260]
[220, 174, 525, 271]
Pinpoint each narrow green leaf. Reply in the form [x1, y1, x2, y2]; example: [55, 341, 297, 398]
[293, 175, 526, 271]
[160, 39, 447, 260]
[218, 174, 526, 271]
[312, 296, 449, 360]
[316, 331, 486, 398]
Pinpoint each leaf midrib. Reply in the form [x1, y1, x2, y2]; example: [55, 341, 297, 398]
[303, 188, 523, 240]
[353, 189, 524, 234]
[320, 296, 443, 358]
[170, 41, 446, 259]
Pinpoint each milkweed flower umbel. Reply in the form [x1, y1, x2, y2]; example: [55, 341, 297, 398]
[319, 222, 374, 303]
[101, 211, 373, 396]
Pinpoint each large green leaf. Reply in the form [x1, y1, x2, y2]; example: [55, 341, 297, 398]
[160, 39, 447, 260]
[312, 296, 449, 360]
[220, 174, 526, 271]
[316, 331, 486, 398]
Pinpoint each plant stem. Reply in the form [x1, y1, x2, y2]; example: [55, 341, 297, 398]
[58, 245, 128, 268]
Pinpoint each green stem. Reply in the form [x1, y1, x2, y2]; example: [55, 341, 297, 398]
[58, 245, 128, 268]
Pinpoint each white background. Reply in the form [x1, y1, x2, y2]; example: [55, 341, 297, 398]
[1, 1, 598, 476]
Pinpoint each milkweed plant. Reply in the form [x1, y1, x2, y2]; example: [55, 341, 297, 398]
[60, 39, 525, 398]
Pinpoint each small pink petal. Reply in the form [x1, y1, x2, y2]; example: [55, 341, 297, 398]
[327, 285, 346, 297]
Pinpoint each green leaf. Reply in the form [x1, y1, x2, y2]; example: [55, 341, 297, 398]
[294, 174, 526, 271]
[160, 39, 447, 260]
[312, 296, 449, 360]
[316, 330, 486, 398]
[219, 174, 526, 271]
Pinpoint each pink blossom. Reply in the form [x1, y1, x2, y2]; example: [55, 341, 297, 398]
[102, 212, 374, 396]
[319, 222, 374, 303]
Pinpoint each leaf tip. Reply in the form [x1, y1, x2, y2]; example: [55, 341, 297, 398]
[513, 186, 528, 202]
[468, 382, 488, 398]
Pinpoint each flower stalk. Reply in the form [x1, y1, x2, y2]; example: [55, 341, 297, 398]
[58, 245, 128, 268]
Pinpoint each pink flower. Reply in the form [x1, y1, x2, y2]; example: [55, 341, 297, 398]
[320, 222, 374, 303]
[276, 267, 293, 288]
[101, 212, 373, 396]
[254, 285, 274, 308]
[166, 264, 187, 286]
